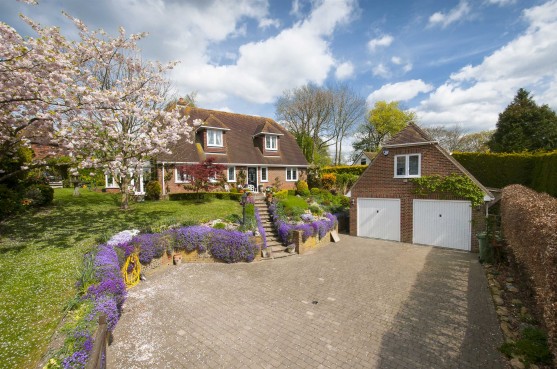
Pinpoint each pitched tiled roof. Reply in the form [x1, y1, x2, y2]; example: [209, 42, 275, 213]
[384, 122, 435, 147]
[199, 114, 229, 130]
[157, 108, 309, 166]
[254, 120, 283, 136]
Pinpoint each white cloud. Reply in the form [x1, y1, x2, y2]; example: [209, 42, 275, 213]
[367, 80, 434, 105]
[391, 56, 412, 73]
[372, 63, 390, 78]
[367, 34, 393, 51]
[173, 0, 356, 104]
[335, 61, 354, 80]
[416, 0, 557, 131]
[258, 17, 280, 29]
[486, 0, 517, 6]
[428, 1, 471, 28]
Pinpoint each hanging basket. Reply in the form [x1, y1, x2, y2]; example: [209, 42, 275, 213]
[122, 252, 141, 289]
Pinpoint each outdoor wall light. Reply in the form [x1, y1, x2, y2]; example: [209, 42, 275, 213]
[350, 198, 355, 205]
[382, 149, 389, 156]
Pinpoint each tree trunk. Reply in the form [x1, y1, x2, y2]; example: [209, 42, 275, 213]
[120, 177, 130, 210]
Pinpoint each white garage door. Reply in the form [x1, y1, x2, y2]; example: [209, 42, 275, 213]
[357, 198, 400, 241]
[413, 200, 471, 251]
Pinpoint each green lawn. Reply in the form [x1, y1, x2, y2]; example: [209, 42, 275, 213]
[0, 188, 241, 369]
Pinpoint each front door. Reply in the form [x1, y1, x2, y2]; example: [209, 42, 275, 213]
[247, 167, 257, 191]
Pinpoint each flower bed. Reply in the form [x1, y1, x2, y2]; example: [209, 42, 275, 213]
[268, 200, 337, 246]
[47, 225, 261, 368]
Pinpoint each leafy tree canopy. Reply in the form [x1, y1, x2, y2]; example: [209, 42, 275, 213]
[352, 101, 416, 153]
[488, 88, 557, 153]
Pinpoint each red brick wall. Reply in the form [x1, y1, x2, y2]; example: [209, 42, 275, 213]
[158, 165, 305, 194]
[349, 143, 485, 252]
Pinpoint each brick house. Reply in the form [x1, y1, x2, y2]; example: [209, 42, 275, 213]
[154, 106, 309, 195]
[348, 123, 493, 252]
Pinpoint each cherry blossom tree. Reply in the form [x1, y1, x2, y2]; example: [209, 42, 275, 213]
[57, 14, 197, 209]
[0, 16, 78, 184]
[1, 12, 196, 209]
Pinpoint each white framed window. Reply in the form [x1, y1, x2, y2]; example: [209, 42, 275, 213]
[207, 129, 223, 147]
[286, 168, 298, 182]
[260, 167, 268, 182]
[227, 166, 236, 182]
[105, 174, 118, 188]
[360, 158, 366, 165]
[265, 135, 277, 151]
[394, 154, 421, 178]
[175, 167, 192, 183]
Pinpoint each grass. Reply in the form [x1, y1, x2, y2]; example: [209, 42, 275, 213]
[0, 188, 241, 369]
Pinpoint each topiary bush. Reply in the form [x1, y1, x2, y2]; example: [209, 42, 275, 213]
[145, 180, 161, 200]
[321, 173, 336, 190]
[296, 180, 310, 196]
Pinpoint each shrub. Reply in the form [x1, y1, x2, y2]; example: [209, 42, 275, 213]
[296, 180, 310, 196]
[287, 189, 296, 196]
[168, 192, 242, 201]
[213, 222, 226, 229]
[0, 184, 21, 219]
[174, 226, 212, 252]
[145, 180, 161, 200]
[208, 230, 258, 263]
[335, 173, 359, 193]
[22, 184, 53, 207]
[501, 185, 557, 362]
[280, 195, 309, 219]
[500, 327, 552, 366]
[130, 234, 167, 265]
[273, 189, 288, 199]
[321, 173, 336, 190]
[310, 187, 320, 195]
[321, 165, 366, 176]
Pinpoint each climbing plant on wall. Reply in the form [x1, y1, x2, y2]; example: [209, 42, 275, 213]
[411, 174, 485, 207]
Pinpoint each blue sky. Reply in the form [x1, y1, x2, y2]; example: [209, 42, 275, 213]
[2, 0, 556, 137]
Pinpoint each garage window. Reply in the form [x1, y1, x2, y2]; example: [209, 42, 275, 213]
[394, 154, 421, 178]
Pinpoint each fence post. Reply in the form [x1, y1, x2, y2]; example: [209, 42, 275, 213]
[85, 314, 108, 369]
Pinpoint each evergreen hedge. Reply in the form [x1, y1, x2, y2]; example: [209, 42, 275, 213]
[453, 151, 557, 197]
[321, 165, 367, 176]
[169, 192, 243, 201]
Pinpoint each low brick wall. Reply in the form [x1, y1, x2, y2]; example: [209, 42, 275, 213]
[140, 236, 263, 274]
[293, 227, 337, 255]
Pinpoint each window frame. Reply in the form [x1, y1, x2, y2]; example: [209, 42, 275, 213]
[285, 167, 298, 182]
[265, 135, 278, 151]
[394, 154, 421, 178]
[260, 167, 268, 182]
[175, 167, 192, 183]
[207, 129, 223, 147]
[227, 166, 236, 182]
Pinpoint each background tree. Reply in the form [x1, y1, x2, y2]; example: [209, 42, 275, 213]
[352, 101, 416, 154]
[422, 124, 465, 152]
[181, 158, 225, 197]
[488, 88, 557, 152]
[457, 130, 493, 152]
[275, 84, 333, 163]
[329, 84, 365, 165]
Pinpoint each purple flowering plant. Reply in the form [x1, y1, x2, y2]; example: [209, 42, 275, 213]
[209, 229, 258, 263]
[254, 207, 267, 249]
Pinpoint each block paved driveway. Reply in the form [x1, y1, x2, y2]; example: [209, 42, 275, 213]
[108, 236, 505, 369]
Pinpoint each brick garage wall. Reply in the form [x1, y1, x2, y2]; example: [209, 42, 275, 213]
[158, 165, 306, 194]
[349, 143, 485, 252]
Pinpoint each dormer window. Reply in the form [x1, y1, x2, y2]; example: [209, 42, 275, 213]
[265, 135, 277, 151]
[207, 129, 223, 147]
